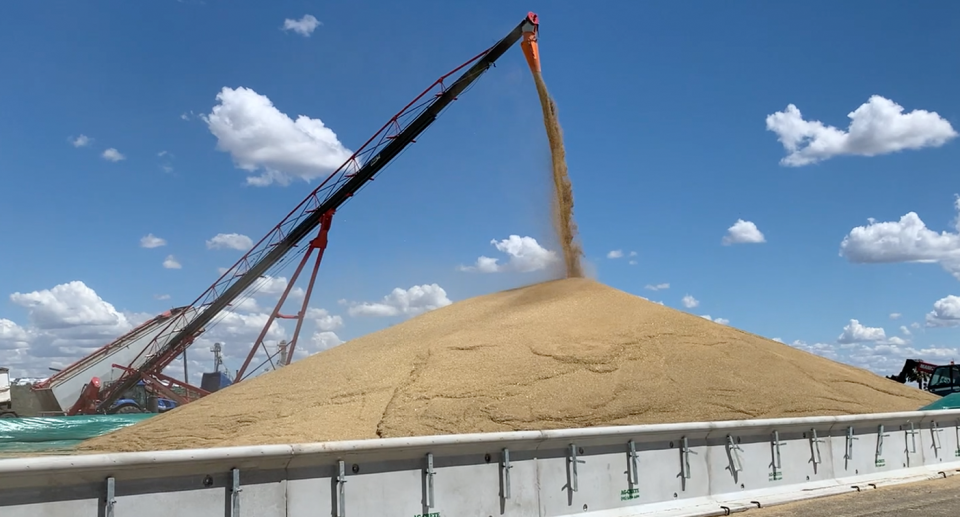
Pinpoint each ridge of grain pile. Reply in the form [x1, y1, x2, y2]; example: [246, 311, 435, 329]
[79, 278, 936, 453]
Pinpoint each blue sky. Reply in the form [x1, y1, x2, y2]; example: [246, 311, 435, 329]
[2, 0, 960, 381]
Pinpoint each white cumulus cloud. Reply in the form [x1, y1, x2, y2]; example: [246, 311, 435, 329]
[102, 148, 125, 162]
[766, 95, 957, 166]
[206, 233, 254, 251]
[837, 319, 886, 344]
[681, 295, 699, 309]
[722, 219, 766, 245]
[926, 295, 960, 328]
[282, 14, 321, 37]
[348, 284, 452, 317]
[607, 250, 624, 259]
[787, 340, 841, 361]
[458, 235, 558, 273]
[163, 255, 182, 269]
[0, 319, 31, 350]
[249, 275, 304, 299]
[839, 196, 960, 280]
[69, 134, 91, 147]
[645, 283, 670, 291]
[203, 86, 353, 186]
[3, 281, 148, 372]
[306, 307, 344, 332]
[785, 339, 921, 372]
[700, 315, 730, 325]
[11, 282, 129, 330]
[308, 331, 343, 353]
[230, 298, 262, 313]
[140, 233, 167, 248]
[844, 342, 958, 376]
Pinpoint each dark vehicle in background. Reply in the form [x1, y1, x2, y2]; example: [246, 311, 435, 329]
[888, 359, 960, 397]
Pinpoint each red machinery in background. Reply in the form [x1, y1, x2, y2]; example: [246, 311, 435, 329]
[887, 359, 960, 397]
[70, 13, 544, 414]
[24, 306, 211, 416]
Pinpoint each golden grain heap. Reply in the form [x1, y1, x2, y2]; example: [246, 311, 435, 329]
[79, 278, 935, 453]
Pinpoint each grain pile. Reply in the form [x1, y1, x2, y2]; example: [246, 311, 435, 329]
[78, 278, 935, 453]
[531, 69, 583, 278]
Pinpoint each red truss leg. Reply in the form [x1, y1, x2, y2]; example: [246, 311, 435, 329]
[234, 210, 335, 381]
[110, 363, 210, 404]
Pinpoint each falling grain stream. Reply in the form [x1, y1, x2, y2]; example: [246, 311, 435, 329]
[530, 70, 583, 278]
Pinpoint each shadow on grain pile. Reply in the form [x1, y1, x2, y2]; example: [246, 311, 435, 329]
[77, 278, 936, 453]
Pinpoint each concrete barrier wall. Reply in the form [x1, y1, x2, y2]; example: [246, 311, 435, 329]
[9, 384, 44, 418]
[3, 409, 960, 517]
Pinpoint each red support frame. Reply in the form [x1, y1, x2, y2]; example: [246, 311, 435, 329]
[110, 363, 210, 404]
[234, 210, 335, 381]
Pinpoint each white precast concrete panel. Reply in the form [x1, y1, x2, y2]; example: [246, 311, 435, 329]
[919, 413, 960, 467]
[631, 446, 687, 505]
[119, 488, 225, 517]
[4, 410, 960, 517]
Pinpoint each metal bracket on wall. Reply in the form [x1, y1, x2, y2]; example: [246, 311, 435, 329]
[627, 440, 640, 486]
[424, 453, 436, 508]
[875, 425, 890, 467]
[725, 435, 743, 474]
[567, 444, 585, 492]
[230, 468, 242, 517]
[335, 460, 348, 517]
[679, 436, 697, 492]
[844, 427, 858, 470]
[954, 419, 960, 458]
[809, 429, 824, 468]
[931, 422, 944, 458]
[501, 448, 513, 500]
[905, 421, 919, 467]
[104, 476, 117, 517]
[770, 431, 786, 481]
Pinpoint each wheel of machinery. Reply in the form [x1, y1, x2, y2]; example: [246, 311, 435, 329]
[0, 411, 18, 418]
[109, 403, 143, 415]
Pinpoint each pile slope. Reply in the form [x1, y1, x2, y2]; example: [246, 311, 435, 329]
[79, 278, 936, 453]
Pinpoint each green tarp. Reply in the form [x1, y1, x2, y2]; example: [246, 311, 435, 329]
[920, 392, 960, 411]
[0, 414, 153, 455]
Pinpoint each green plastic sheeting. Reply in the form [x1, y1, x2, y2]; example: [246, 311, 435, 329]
[920, 392, 960, 411]
[0, 414, 154, 455]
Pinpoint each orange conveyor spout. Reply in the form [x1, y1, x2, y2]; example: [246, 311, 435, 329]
[520, 12, 540, 73]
